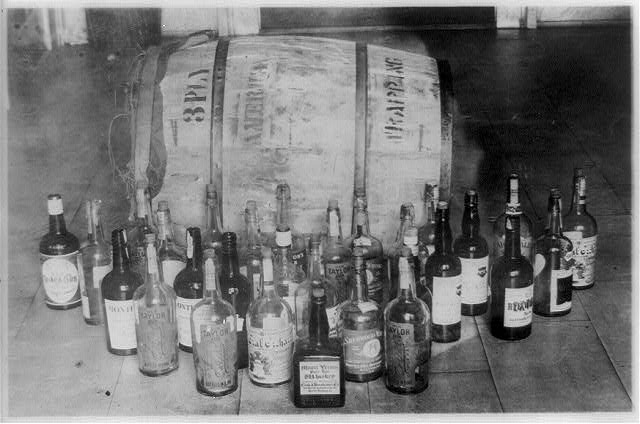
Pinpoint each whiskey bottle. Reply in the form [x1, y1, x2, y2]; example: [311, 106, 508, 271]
[202, 184, 224, 261]
[101, 229, 143, 355]
[275, 182, 307, 272]
[323, 200, 351, 302]
[174, 227, 204, 352]
[156, 200, 186, 288]
[388, 203, 416, 301]
[40, 194, 82, 309]
[563, 168, 598, 289]
[293, 285, 346, 408]
[274, 229, 306, 316]
[418, 183, 439, 256]
[130, 182, 157, 279]
[247, 250, 296, 386]
[453, 190, 490, 316]
[244, 200, 263, 301]
[533, 189, 574, 316]
[191, 250, 238, 396]
[384, 247, 431, 394]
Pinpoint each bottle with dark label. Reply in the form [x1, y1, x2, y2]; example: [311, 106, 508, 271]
[384, 247, 431, 394]
[156, 200, 186, 288]
[130, 181, 157, 279]
[293, 285, 346, 408]
[174, 227, 204, 352]
[388, 203, 416, 302]
[274, 227, 306, 316]
[191, 250, 238, 396]
[202, 184, 224, 261]
[244, 200, 263, 302]
[533, 189, 574, 316]
[453, 190, 490, 317]
[563, 168, 598, 290]
[40, 194, 82, 310]
[275, 182, 307, 273]
[323, 200, 351, 302]
[101, 229, 143, 355]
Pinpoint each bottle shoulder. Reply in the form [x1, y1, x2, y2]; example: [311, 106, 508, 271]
[425, 251, 462, 271]
[453, 235, 489, 257]
[191, 298, 236, 321]
[384, 296, 430, 323]
[40, 231, 80, 254]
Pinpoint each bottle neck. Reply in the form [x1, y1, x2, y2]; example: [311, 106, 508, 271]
[350, 261, 369, 302]
[461, 204, 480, 237]
[309, 297, 330, 346]
[396, 217, 413, 243]
[397, 257, 417, 299]
[504, 214, 522, 259]
[206, 197, 223, 234]
[327, 209, 343, 241]
[203, 257, 222, 300]
[112, 238, 130, 271]
[145, 244, 161, 287]
[434, 209, 452, 253]
[246, 218, 260, 248]
[570, 176, 588, 214]
[351, 203, 371, 237]
[547, 199, 564, 236]
[186, 235, 202, 271]
[220, 245, 241, 279]
[49, 214, 67, 235]
[157, 212, 175, 244]
[261, 257, 276, 296]
[308, 245, 324, 280]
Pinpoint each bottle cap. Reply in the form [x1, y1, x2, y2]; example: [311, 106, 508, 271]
[276, 229, 292, 247]
[47, 194, 63, 215]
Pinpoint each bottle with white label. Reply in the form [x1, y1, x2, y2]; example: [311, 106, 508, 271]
[388, 203, 416, 302]
[190, 250, 238, 397]
[247, 250, 295, 387]
[174, 227, 204, 352]
[563, 167, 598, 290]
[533, 189, 574, 317]
[244, 200, 263, 302]
[80, 199, 112, 324]
[490, 213, 534, 341]
[322, 199, 352, 302]
[40, 194, 82, 310]
[156, 200, 186, 288]
[275, 182, 308, 273]
[101, 229, 144, 355]
[453, 190, 490, 317]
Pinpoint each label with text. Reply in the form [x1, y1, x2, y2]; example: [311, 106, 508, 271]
[432, 275, 462, 326]
[299, 361, 341, 395]
[503, 285, 533, 328]
[459, 256, 489, 305]
[41, 252, 80, 305]
[343, 328, 383, 376]
[104, 299, 137, 350]
[176, 296, 202, 347]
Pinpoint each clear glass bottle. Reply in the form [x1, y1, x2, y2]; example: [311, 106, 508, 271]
[563, 168, 598, 290]
[133, 233, 179, 376]
[418, 183, 439, 256]
[323, 199, 351, 302]
[174, 227, 204, 352]
[156, 200, 186, 288]
[293, 285, 346, 408]
[533, 189, 574, 317]
[202, 184, 224, 261]
[190, 250, 238, 397]
[403, 226, 423, 293]
[247, 250, 296, 387]
[453, 190, 490, 317]
[260, 207, 278, 254]
[130, 181, 157, 279]
[40, 194, 82, 310]
[274, 228, 306, 316]
[245, 200, 263, 302]
[275, 182, 307, 273]
[388, 203, 416, 302]
[384, 247, 431, 394]
[80, 199, 112, 324]
[101, 229, 143, 355]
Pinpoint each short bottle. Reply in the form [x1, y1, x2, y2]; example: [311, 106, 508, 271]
[101, 229, 144, 355]
[563, 168, 598, 290]
[388, 203, 416, 301]
[40, 194, 82, 310]
[244, 200, 264, 302]
[384, 247, 431, 394]
[133, 233, 179, 376]
[130, 181, 157, 279]
[247, 250, 296, 387]
[323, 199, 352, 302]
[275, 182, 308, 272]
[202, 184, 224, 261]
[156, 200, 186, 288]
[190, 250, 238, 397]
[174, 227, 204, 352]
[453, 190, 490, 316]
[533, 189, 574, 317]
[293, 285, 346, 408]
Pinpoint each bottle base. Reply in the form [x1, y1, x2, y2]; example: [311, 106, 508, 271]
[249, 378, 290, 388]
[108, 347, 137, 356]
[84, 318, 102, 326]
[572, 283, 594, 290]
[294, 395, 345, 408]
[46, 300, 82, 310]
[346, 369, 382, 383]
[490, 325, 531, 341]
[139, 364, 179, 377]
[533, 308, 571, 317]
[385, 382, 429, 395]
[432, 322, 461, 343]
[462, 302, 488, 317]
[179, 344, 193, 353]
[197, 383, 238, 397]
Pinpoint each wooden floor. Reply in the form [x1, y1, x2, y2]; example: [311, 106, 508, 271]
[6, 26, 634, 417]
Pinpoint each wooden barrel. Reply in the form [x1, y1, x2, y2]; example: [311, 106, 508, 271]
[131, 33, 453, 249]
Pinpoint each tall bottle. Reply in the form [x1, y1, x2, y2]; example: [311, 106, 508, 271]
[453, 190, 490, 316]
[247, 250, 296, 387]
[190, 250, 238, 396]
[174, 227, 204, 352]
[40, 194, 82, 310]
[344, 190, 386, 305]
[245, 200, 263, 301]
[274, 228, 306, 316]
[323, 200, 352, 302]
[384, 247, 431, 394]
[418, 183, 439, 256]
[563, 168, 598, 290]
[489, 212, 534, 341]
[260, 208, 277, 254]
[130, 181, 157, 278]
[275, 182, 307, 272]
[388, 203, 416, 301]
[202, 184, 224, 260]
[133, 233, 179, 376]
[101, 229, 144, 355]
[156, 200, 186, 288]
[533, 189, 574, 316]
[80, 200, 112, 324]
[218, 232, 251, 369]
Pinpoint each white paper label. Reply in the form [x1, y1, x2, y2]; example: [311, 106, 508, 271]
[299, 361, 341, 395]
[326, 305, 340, 338]
[564, 232, 597, 288]
[92, 264, 112, 289]
[459, 256, 489, 305]
[503, 285, 533, 328]
[176, 296, 202, 347]
[162, 259, 186, 287]
[236, 314, 245, 332]
[248, 325, 294, 385]
[358, 301, 378, 314]
[252, 273, 261, 300]
[432, 275, 462, 326]
[239, 265, 248, 278]
[104, 299, 137, 350]
[41, 253, 80, 305]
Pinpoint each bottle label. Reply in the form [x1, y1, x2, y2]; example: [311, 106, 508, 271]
[40, 252, 80, 306]
[563, 232, 597, 288]
[385, 322, 417, 388]
[503, 285, 533, 328]
[459, 256, 489, 305]
[291, 249, 308, 273]
[326, 305, 340, 338]
[365, 257, 385, 302]
[93, 264, 112, 289]
[550, 269, 573, 313]
[495, 236, 533, 260]
[161, 260, 186, 288]
[252, 272, 261, 300]
[195, 322, 237, 392]
[343, 328, 383, 376]
[353, 237, 372, 247]
[432, 275, 462, 326]
[248, 325, 294, 385]
[104, 299, 136, 350]
[176, 296, 202, 348]
[135, 305, 178, 371]
[325, 262, 350, 299]
[239, 266, 248, 278]
[299, 361, 341, 395]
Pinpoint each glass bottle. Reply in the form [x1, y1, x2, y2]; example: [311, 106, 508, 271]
[403, 226, 423, 292]
[293, 285, 346, 408]
[384, 247, 431, 394]
[219, 232, 251, 369]
[563, 168, 598, 290]
[133, 233, 179, 376]
[190, 250, 238, 396]
[80, 199, 112, 324]
[340, 247, 384, 382]
[174, 227, 204, 352]
[101, 229, 144, 355]
[202, 184, 224, 261]
[388, 203, 416, 302]
[453, 190, 490, 316]
[274, 228, 306, 316]
[344, 189, 386, 305]
[39, 194, 82, 310]
[247, 249, 296, 387]
[489, 213, 534, 341]
[418, 183, 439, 256]
[533, 189, 574, 317]
[130, 181, 157, 279]
[323, 199, 351, 302]
[156, 200, 186, 288]
[260, 207, 278, 254]
[245, 200, 263, 301]
[275, 182, 307, 272]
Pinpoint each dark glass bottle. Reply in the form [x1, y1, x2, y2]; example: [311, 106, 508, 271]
[293, 285, 346, 408]
[174, 227, 204, 352]
[322, 200, 351, 302]
[101, 229, 144, 355]
[202, 184, 224, 261]
[40, 194, 82, 310]
[453, 190, 490, 316]
[388, 203, 416, 302]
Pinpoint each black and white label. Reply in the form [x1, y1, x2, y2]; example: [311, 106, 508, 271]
[432, 275, 462, 326]
[104, 299, 137, 350]
[176, 296, 202, 347]
[299, 361, 341, 395]
[503, 285, 533, 328]
[459, 256, 489, 305]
